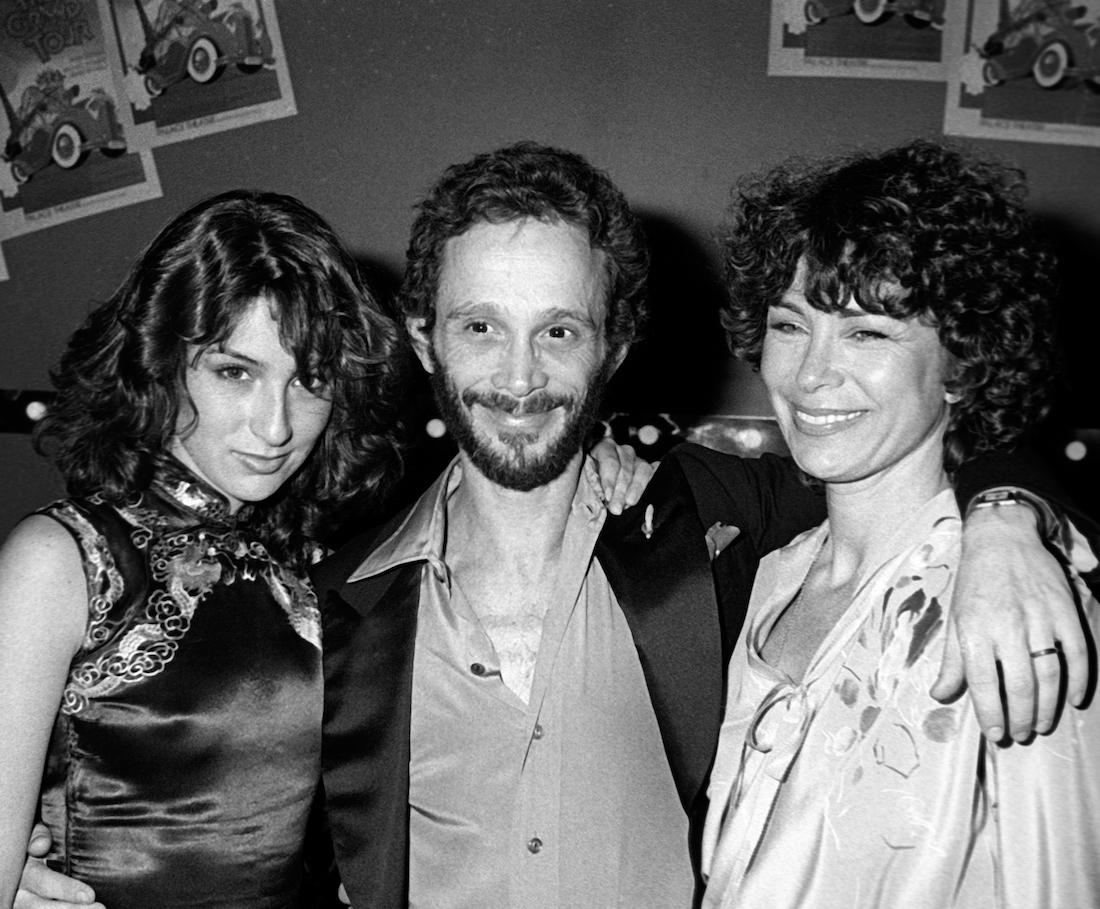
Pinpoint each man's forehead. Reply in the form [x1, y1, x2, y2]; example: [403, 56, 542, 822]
[437, 217, 609, 311]
[442, 216, 597, 259]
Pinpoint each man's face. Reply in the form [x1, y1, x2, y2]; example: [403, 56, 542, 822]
[410, 218, 624, 491]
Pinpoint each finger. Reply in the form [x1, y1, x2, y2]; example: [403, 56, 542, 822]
[960, 643, 1008, 743]
[999, 635, 1039, 742]
[16, 861, 99, 907]
[588, 438, 621, 506]
[1028, 644, 1063, 735]
[606, 446, 636, 515]
[338, 882, 351, 906]
[15, 895, 104, 909]
[28, 823, 52, 858]
[1055, 611, 1091, 709]
[623, 459, 658, 509]
[930, 625, 965, 703]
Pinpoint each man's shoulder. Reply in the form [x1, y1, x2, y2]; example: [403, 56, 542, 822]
[311, 504, 414, 592]
[664, 440, 792, 476]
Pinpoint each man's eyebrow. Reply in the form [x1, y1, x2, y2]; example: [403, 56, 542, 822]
[444, 303, 599, 328]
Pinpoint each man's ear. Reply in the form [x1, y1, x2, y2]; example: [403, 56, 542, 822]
[607, 344, 629, 378]
[406, 317, 435, 373]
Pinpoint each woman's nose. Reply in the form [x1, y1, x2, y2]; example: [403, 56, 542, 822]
[796, 333, 842, 393]
[251, 386, 293, 447]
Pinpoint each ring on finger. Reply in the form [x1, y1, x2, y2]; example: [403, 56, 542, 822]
[1028, 646, 1059, 659]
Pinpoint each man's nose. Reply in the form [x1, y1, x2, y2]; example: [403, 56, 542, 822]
[492, 338, 549, 396]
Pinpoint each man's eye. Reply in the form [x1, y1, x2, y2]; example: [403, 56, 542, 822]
[467, 321, 490, 334]
[546, 326, 573, 340]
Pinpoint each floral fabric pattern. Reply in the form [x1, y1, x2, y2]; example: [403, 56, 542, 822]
[39, 456, 321, 714]
[701, 490, 1100, 909]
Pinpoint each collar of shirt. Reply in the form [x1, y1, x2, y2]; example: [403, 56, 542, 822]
[347, 454, 610, 587]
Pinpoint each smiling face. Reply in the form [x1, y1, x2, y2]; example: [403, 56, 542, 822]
[410, 217, 624, 491]
[169, 297, 334, 513]
[761, 259, 958, 490]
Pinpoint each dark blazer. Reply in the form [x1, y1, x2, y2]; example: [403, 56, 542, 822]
[310, 443, 1082, 909]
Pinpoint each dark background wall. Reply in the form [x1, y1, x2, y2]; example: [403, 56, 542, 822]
[1, 0, 1097, 535]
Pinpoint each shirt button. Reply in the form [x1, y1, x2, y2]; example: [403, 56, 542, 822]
[527, 837, 543, 854]
[532, 724, 544, 740]
[470, 663, 486, 676]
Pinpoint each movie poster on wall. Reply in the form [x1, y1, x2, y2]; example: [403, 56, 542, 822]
[943, 0, 1100, 146]
[0, 0, 161, 249]
[102, 0, 296, 148]
[769, 0, 948, 80]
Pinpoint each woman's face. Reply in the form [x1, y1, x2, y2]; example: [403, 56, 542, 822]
[761, 259, 957, 488]
[169, 297, 333, 513]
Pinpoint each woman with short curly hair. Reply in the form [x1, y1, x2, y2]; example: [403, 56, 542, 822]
[701, 140, 1099, 908]
[0, 190, 403, 908]
[719, 138, 1058, 476]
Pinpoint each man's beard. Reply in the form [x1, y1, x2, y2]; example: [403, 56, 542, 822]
[428, 348, 612, 492]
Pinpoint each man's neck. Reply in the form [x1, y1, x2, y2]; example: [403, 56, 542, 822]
[446, 449, 586, 575]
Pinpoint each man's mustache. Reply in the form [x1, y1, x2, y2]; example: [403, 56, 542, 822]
[461, 389, 576, 416]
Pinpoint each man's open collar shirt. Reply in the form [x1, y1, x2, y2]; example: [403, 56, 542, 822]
[350, 456, 694, 909]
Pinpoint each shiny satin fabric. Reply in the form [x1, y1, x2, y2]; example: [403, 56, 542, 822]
[36, 457, 322, 908]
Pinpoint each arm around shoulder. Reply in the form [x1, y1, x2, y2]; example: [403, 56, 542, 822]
[0, 516, 87, 909]
[668, 444, 826, 557]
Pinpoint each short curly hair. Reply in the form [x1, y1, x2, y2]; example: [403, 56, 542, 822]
[35, 190, 403, 569]
[399, 141, 649, 354]
[719, 139, 1058, 474]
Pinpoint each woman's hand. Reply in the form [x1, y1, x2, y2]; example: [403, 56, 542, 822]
[15, 824, 103, 909]
[589, 437, 657, 515]
[931, 503, 1089, 743]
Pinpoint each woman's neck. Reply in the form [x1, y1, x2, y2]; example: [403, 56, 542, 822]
[822, 446, 951, 588]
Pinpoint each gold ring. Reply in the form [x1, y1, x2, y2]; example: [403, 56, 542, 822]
[1029, 647, 1059, 659]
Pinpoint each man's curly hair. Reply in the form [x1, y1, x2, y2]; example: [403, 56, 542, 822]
[399, 140, 649, 355]
[35, 190, 403, 570]
[719, 139, 1058, 474]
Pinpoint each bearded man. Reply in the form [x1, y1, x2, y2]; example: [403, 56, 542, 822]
[310, 142, 1086, 909]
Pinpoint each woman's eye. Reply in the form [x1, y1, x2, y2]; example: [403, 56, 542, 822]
[216, 365, 249, 381]
[852, 329, 888, 341]
[298, 375, 330, 395]
[767, 320, 801, 334]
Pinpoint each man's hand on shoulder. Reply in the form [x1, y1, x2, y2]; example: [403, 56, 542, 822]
[932, 497, 1089, 743]
[589, 437, 657, 515]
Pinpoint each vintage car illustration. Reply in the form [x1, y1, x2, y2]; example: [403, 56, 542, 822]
[979, 0, 1100, 89]
[1, 70, 126, 184]
[803, 0, 945, 28]
[134, 0, 275, 97]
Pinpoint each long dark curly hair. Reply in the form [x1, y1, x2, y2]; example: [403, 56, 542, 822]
[400, 140, 649, 354]
[34, 190, 403, 570]
[719, 139, 1059, 474]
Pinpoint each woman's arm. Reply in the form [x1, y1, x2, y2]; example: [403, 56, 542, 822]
[0, 517, 88, 909]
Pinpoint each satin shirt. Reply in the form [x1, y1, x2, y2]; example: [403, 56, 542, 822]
[702, 491, 1100, 908]
[349, 458, 695, 909]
